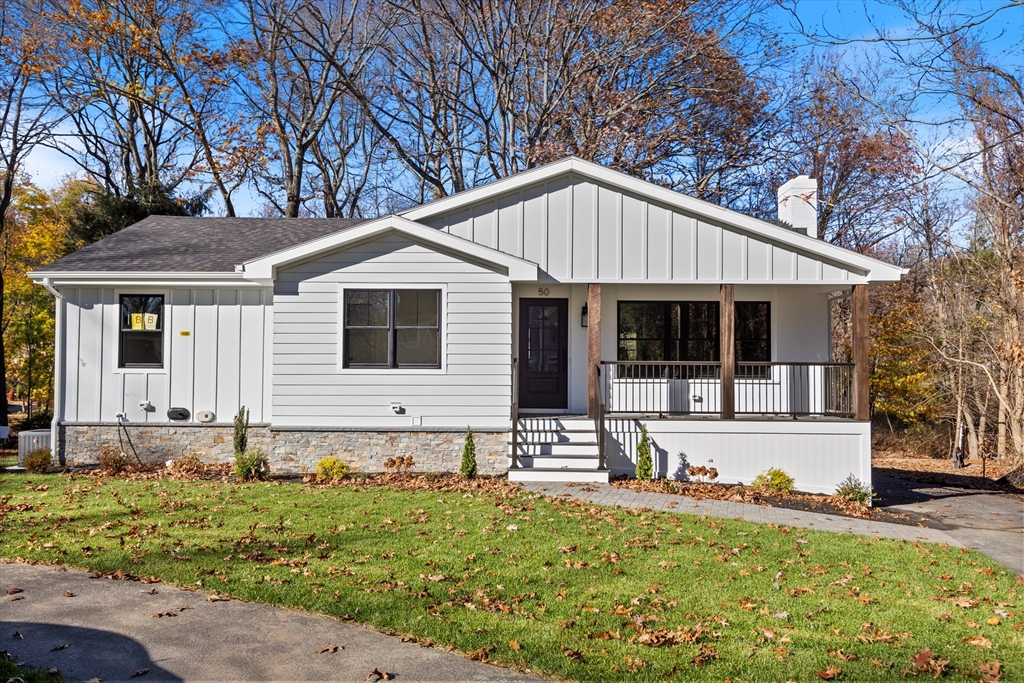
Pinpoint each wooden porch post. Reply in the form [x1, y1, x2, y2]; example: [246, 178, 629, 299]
[852, 284, 870, 421]
[719, 284, 735, 419]
[587, 284, 601, 418]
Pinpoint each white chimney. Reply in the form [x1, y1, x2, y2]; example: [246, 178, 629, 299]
[777, 176, 818, 238]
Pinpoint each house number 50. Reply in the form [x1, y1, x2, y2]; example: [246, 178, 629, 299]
[538, 287, 550, 296]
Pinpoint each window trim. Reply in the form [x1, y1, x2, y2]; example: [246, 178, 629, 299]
[341, 287, 443, 371]
[115, 292, 169, 372]
[616, 300, 771, 364]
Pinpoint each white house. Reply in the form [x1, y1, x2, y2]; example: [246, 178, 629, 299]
[31, 158, 903, 493]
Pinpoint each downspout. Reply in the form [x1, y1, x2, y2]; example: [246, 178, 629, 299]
[40, 278, 64, 465]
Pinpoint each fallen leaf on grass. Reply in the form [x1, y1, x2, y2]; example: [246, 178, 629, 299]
[509, 639, 520, 651]
[977, 660, 1002, 683]
[829, 648, 857, 661]
[952, 597, 978, 608]
[63, 591, 75, 598]
[468, 646, 491, 662]
[815, 664, 841, 680]
[51, 643, 69, 651]
[131, 668, 149, 677]
[964, 634, 993, 649]
[987, 617, 1000, 626]
[562, 647, 584, 661]
[692, 645, 718, 666]
[316, 644, 341, 654]
[904, 648, 949, 678]
[45, 667, 59, 676]
[365, 668, 393, 681]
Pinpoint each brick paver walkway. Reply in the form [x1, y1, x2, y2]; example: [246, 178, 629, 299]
[520, 482, 962, 546]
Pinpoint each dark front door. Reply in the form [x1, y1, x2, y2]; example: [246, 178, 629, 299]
[519, 298, 569, 409]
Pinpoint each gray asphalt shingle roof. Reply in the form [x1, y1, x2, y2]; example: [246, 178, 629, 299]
[33, 215, 367, 274]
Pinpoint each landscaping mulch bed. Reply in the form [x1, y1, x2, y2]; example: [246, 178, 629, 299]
[608, 476, 940, 528]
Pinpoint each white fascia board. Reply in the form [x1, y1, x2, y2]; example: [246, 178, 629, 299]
[402, 157, 906, 283]
[28, 271, 261, 288]
[241, 214, 539, 281]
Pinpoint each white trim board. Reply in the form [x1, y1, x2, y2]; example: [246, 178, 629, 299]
[241, 215, 539, 282]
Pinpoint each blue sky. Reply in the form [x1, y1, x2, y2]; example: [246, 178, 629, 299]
[21, 1, 1024, 217]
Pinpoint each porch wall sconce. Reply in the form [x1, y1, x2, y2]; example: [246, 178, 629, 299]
[581, 303, 588, 327]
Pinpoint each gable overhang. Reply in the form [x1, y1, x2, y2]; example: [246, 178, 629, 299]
[402, 157, 906, 284]
[29, 270, 257, 289]
[240, 214, 540, 283]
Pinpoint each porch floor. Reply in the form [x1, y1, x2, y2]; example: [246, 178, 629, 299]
[520, 412, 861, 422]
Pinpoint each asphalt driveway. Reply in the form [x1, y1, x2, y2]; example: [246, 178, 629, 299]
[874, 475, 1024, 575]
[1, 562, 536, 682]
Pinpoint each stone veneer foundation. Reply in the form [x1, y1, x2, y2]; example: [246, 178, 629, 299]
[59, 423, 509, 476]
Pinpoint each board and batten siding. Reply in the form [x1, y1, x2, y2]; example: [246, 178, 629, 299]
[59, 287, 271, 425]
[423, 173, 857, 283]
[272, 233, 512, 429]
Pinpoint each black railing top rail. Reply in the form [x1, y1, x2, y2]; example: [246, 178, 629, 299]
[736, 361, 855, 367]
[600, 360, 723, 365]
[602, 360, 854, 367]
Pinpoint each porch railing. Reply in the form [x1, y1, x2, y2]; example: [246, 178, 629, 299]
[594, 363, 608, 470]
[736, 362, 854, 417]
[600, 361, 854, 418]
[510, 358, 520, 469]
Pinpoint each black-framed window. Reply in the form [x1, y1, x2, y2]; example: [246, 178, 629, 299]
[617, 301, 770, 363]
[344, 289, 440, 368]
[119, 294, 164, 368]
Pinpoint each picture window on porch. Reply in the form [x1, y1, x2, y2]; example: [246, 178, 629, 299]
[119, 294, 164, 368]
[617, 301, 770, 364]
[344, 289, 440, 368]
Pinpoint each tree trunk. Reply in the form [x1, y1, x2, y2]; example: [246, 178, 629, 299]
[0, 269, 8, 428]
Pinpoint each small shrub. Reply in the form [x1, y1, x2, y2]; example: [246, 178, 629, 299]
[233, 406, 250, 455]
[97, 446, 134, 474]
[752, 468, 795, 494]
[460, 427, 477, 478]
[234, 449, 267, 481]
[635, 424, 653, 480]
[835, 474, 876, 505]
[168, 454, 206, 478]
[23, 448, 51, 473]
[316, 456, 350, 481]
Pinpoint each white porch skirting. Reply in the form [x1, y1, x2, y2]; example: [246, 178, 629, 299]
[604, 418, 871, 495]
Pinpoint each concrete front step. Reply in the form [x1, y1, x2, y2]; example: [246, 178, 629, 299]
[517, 417, 596, 431]
[509, 455, 602, 469]
[510, 443, 599, 456]
[508, 467, 610, 483]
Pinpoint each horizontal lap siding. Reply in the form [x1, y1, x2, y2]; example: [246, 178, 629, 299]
[425, 175, 857, 283]
[59, 287, 271, 425]
[272, 234, 512, 429]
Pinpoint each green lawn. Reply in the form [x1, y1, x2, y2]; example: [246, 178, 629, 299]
[1, 473, 1021, 682]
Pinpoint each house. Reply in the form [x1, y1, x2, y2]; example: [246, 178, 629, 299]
[31, 158, 904, 493]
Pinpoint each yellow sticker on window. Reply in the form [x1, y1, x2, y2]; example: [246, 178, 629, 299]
[144, 313, 159, 330]
[179, 330, 191, 337]
[131, 313, 144, 330]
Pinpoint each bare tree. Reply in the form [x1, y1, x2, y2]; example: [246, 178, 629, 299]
[0, 0, 57, 425]
[39, 0, 203, 197]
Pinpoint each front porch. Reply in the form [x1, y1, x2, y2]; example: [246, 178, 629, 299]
[509, 282, 872, 492]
